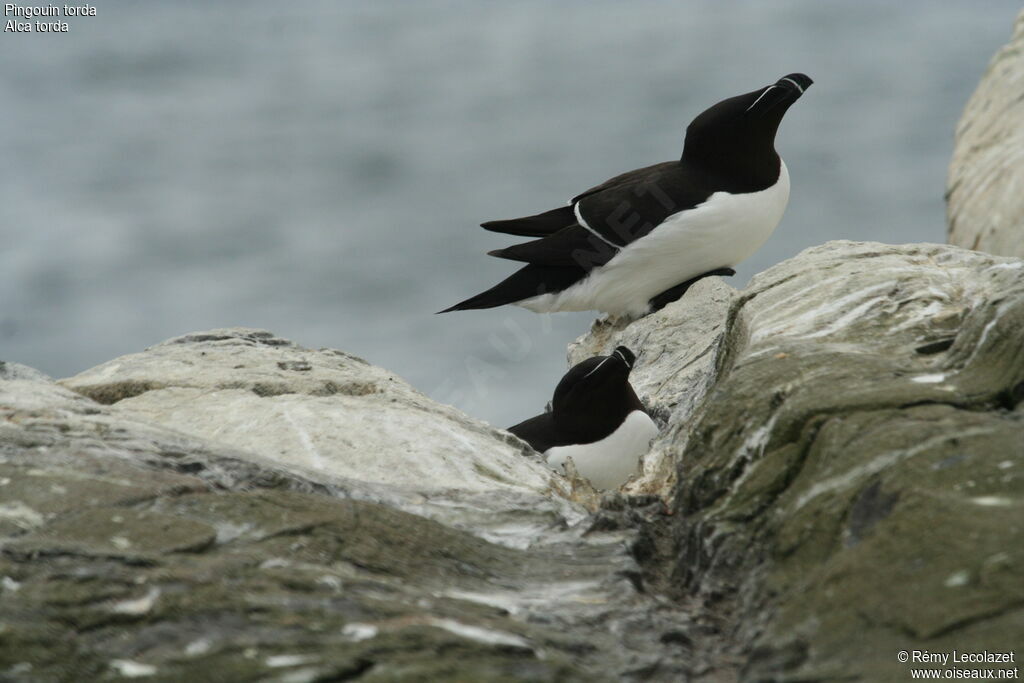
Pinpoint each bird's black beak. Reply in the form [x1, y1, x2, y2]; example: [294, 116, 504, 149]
[744, 72, 812, 116]
[612, 346, 635, 372]
[776, 73, 813, 95]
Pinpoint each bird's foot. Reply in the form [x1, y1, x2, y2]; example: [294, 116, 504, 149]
[647, 267, 737, 312]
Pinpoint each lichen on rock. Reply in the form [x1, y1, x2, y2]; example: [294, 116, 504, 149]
[609, 241, 1024, 681]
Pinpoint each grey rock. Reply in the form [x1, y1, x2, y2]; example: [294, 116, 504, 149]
[61, 327, 562, 496]
[947, 9, 1024, 258]
[56, 328, 597, 551]
[538, 239, 1022, 678]
[5, 237, 1023, 681]
[650, 241, 1023, 681]
[1, 345, 698, 681]
[0, 361, 52, 383]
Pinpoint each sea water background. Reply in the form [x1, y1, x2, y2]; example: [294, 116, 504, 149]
[2, 1, 1019, 426]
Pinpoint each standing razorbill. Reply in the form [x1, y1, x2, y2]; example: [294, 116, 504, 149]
[441, 73, 812, 316]
[508, 346, 657, 490]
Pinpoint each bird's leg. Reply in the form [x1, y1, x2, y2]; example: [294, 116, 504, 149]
[594, 312, 638, 328]
[647, 267, 736, 312]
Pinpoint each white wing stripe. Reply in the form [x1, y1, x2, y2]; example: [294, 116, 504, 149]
[574, 203, 621, 250]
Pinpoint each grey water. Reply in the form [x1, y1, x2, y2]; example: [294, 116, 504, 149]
[2, 1, 1018, 427]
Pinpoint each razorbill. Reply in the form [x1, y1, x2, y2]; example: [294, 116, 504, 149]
[441, 73, 812, 316]
[508, 346, 657, 490]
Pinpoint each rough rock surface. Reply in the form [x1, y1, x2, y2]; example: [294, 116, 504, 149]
[947, 10, 1024, 258]
[4, 240, 1023, 681]
[60, 329, 559, 496]
[2, 337, 699, 681]
[678, 241, 1024, 681]
[578, 240, 1024, 680]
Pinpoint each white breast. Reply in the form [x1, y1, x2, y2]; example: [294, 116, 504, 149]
[543, 410, 659, 490]
[521, 161, 791, 315]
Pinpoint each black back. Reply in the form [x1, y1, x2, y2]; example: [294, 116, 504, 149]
[508, 346, 646, 451]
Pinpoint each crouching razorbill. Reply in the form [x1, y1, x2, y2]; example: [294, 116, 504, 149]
[441, 73, 812, 317]
[508, 346, 657, 490]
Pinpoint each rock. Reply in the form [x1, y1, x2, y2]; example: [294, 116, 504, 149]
[947, 9, 1024, 258]
[60, 328, 560, 496]
[1, 338, 699, 681]
[5, 239, 1022, 680]
[0, 361, 51, 383]
[570, 240, 1023, 680]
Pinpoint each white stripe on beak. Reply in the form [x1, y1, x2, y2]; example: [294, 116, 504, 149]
[779, 77, 804, 94]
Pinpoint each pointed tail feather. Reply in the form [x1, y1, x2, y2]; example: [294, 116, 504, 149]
[480, 206, 575, 237]
[438, 264, 586, 313]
